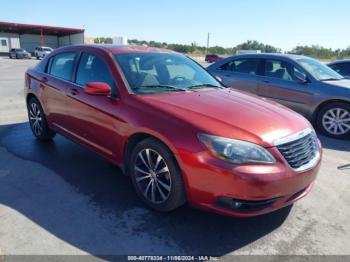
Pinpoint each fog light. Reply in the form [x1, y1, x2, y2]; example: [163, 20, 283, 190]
[215, 196, 280, 212]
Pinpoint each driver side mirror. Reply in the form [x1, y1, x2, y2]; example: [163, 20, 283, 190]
[294, 68, 308, 83]
[84, 82, 112, 96]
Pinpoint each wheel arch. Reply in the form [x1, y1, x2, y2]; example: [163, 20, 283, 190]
[312, 99, 350, 124]
[26, 93, 38, 106]
[123, 132, 183, 177]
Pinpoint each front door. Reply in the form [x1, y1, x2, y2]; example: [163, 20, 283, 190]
[257, 59, 314, 116]
[65, 52, 122, 160]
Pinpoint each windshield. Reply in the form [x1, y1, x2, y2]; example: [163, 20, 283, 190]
[114, 52, 222, 94]
[297, 57, 343, 81]
[43, 48, 52, 52]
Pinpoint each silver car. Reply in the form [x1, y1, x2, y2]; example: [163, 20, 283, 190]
[207, 53, 350, 139]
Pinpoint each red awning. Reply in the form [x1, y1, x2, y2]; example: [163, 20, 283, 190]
[0, 21, 84, 36]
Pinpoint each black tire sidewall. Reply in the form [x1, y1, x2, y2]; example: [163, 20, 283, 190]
[27, 97, 55, 140]
[129, 138, 186, 212]
[317, 102, 350, 139]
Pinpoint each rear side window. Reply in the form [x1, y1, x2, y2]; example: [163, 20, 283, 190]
[329, 63, 350, 76]
[219, 58, 259, 75]
[49, 52, 76, 81]
[76, 53, 114, 87]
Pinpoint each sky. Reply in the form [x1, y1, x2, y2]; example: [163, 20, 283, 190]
[1, 0, 349, 51]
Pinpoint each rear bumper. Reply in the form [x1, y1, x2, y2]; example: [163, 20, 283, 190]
[178, 144, 321, 217]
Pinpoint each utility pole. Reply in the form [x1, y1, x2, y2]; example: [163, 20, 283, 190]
[206, 32, 210, 54]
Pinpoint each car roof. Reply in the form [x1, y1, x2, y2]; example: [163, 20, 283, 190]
[230, 53, 308, 61]
[328, 59, 350, 65]
[55, 44, 178, 55]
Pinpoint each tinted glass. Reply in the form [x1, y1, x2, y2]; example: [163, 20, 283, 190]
[263, 59, 299, 81]
[50, 52, 76, 81]
[219, 58, 259, 75]
[329, 63, 350, 76]
[297, 58, 343, 81]
[114, 52, 221, 94]
[76, 53, 114, 87]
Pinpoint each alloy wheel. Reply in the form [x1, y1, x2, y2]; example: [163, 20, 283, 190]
[134, 148, 172, 204]
[322, 108, 350, 135]
[29, 102, 43, 136]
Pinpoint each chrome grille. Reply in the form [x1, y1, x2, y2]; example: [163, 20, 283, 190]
[275, 129, 320, 172]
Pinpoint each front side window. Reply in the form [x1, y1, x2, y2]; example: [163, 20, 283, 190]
[297, 58, 343, 81]
[114, 52, 222, 94]
[50, 52, 76, 81]
[76, 53, 114, 87]
[263, 59, 298, 81]
[219, 58, 259, 75]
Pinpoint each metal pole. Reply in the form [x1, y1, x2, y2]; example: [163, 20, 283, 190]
[40, 29, 44, 46]
[206, 32, 210, 54]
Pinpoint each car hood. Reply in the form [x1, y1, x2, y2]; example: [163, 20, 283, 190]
[137, 89, 311, 147]
[322, 79, 350, 89]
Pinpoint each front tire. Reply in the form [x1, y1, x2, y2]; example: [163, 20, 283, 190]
[129, 138, 186, 212]
[27, 97, 56, 141]
[317, 102, 350, 139]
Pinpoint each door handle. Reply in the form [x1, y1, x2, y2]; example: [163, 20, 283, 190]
[262, 80, 270, 83]
[70, 88, 79, 96]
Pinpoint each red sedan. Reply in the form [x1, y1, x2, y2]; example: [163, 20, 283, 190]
[25, 45, 321, 217]
[205, 54, 224, 63]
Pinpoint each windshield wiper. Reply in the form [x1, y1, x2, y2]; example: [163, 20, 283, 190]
[320, 78, 344, 81]
[186, 83, 222, 89]
[134, 85, 188, 91]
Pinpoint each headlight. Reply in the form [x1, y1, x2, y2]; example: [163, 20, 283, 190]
[198, 134, 276, 164]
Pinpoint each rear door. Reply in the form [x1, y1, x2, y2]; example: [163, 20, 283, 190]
[257, 58, 314, 115]
[214, 57, 261, 94]
[65, 51, 122, 160]
[42, 51, 78, 129]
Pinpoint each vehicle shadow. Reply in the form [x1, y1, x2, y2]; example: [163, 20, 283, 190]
[0, 122, 291, 256]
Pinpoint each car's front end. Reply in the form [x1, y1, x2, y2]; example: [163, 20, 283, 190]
[135, 87, 322, 217]
[17, 50, 31, 59]
[180, 128, 321, 217]
[113, 48, 322, 217]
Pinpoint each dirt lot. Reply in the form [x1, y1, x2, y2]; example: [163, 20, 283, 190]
[0, 57, 349, 258]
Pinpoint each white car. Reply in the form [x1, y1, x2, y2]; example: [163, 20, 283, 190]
[34, 46, 53, 59]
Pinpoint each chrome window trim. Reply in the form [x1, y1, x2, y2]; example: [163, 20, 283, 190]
[274, 128, 313, 146]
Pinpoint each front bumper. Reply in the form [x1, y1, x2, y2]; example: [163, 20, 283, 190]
[178, 143, 321, 217]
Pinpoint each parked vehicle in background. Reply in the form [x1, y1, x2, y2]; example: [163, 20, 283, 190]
[24, 45, 321, 217]
[9, 48, 31, 59]
[328, 60, 350, 78]
[34, 46, 53, 59]
[205, 54, 223, 63]
[207, 53, 350, 139]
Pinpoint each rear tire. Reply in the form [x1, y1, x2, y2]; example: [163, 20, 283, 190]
[317, 102, 350, 139]
[27, 97, 56, 141]
[129, 138, 186, 212]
